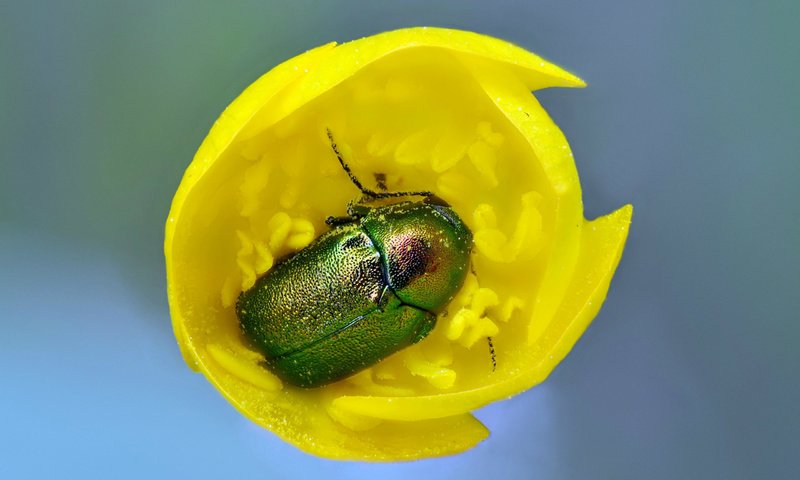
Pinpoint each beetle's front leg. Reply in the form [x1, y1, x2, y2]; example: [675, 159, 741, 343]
[326, 200, 369, 228]
[325, 215, 358, 228]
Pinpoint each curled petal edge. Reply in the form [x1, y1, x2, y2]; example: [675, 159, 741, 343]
[165, 27, 630, 461]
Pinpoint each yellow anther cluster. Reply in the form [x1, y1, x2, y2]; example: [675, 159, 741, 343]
[472, 191, 544, 263]
[444, 273, 501, 349]
[430, 131, 468, 173]
[467, 141, 499, 187]
[239, 158, 273, 216]
[395, 130, 436, 166]
[476, 121, 505, 148]
[436, 171, 475, 204]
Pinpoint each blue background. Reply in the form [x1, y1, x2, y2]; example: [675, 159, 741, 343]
[1, 1, 797, 478]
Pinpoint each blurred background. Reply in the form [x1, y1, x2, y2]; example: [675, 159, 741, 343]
[1, 1, 797, 478]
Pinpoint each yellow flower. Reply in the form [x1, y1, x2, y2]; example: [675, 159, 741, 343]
[165, 27, 632, 461]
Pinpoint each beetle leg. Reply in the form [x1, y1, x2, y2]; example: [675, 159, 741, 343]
[487, 336, 497, 372]
[325, 200, 371, 228]
[325, 215, 359, 228]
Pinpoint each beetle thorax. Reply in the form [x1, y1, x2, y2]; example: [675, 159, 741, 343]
[362, 202, 472, 312]
[384, 233, 433, 289]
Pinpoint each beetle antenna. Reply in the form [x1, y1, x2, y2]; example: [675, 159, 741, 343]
[487, 336, 497, 372]
[326, 128, 434, 199]
[327, 128, 375, 196]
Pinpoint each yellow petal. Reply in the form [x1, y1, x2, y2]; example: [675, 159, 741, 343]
[165, 27, 628, 461]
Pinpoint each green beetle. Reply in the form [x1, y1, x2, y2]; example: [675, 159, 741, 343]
[236, 130, 472, 388]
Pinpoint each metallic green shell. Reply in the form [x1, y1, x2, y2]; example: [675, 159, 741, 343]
[236, 202, 471, 388]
